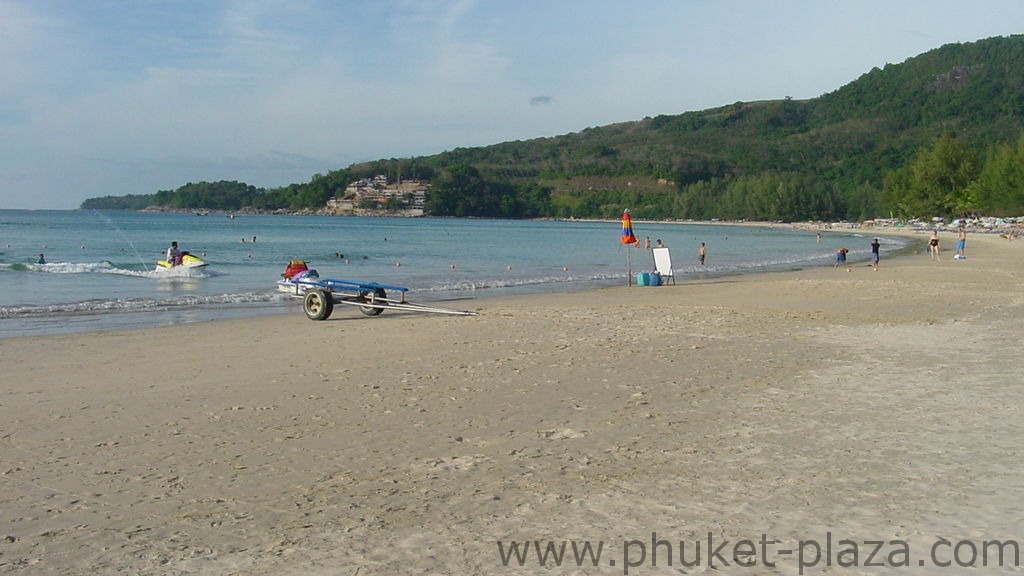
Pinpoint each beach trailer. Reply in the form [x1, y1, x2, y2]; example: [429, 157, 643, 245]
[282, 277, 477, 321]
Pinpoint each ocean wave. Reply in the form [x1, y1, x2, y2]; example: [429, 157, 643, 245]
[0, 291, 287, 319]
[418, 272, 622, 293]
[411, 251, 852, 293]
[0, 260, 212, 278]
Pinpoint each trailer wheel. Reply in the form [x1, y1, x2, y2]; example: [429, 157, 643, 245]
[304, 289, 334, 320]
[358, 288, 386, 316]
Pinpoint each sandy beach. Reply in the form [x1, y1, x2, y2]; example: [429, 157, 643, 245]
[2, 231, 1023, 575]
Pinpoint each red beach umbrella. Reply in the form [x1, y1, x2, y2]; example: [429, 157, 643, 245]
[620, 209, 638, 285]
[620, 209, 638, 245]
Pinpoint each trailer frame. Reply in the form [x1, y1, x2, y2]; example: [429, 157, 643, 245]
[286, 277, 477, 320]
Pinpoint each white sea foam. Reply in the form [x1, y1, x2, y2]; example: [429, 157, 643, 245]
[0, 291, 286, 319]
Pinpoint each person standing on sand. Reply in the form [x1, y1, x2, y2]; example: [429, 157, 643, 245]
[955, 227, 966, 259]
[870, 238, 880, 270]
[928, 230, 940, 260]
[698, 242, 707, 266]
[644, 237, 651, 250]
[835, 248, 850, 271]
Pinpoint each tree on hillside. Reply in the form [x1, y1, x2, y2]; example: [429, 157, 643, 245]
[80, 194, 156, 210]
[427, 165, 488, 217]
[882, 135, 979, 216]
[152, 181, 262, 210]
[290, 170, 350, 209]
[970, 134, 1024, 215]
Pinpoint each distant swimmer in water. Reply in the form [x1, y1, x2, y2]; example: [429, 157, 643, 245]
[36, 253, 46, 264]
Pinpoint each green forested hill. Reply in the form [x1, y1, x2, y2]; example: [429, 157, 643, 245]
[84, 35, 1024, 220]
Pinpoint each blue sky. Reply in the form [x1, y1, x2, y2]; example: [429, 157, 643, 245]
[2, 1, 1024, 209]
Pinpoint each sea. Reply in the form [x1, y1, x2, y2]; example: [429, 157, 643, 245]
[0, 210, 909, 338]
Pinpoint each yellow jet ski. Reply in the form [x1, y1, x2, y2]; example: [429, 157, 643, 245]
[156, 252, 207, 269]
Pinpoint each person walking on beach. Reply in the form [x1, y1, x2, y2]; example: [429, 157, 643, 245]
[955, 227, 966, 259]
[928, 230, 940, 260]
[835, 248, 850, 271]
[870, 238, 880, 271]
[698, 242, 707, 266]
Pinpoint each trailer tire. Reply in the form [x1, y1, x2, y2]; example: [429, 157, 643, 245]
[358, 288, 386, 316]
[304, 289, 334, 320]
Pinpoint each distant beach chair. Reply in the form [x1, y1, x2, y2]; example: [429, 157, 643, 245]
[652, 247, 675, 284]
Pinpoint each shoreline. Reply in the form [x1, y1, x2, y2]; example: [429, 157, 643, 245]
[2, 219, 919, 340]
[2, 233, 1021, 574]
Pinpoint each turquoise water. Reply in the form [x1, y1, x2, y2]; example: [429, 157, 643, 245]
[0, 210, 904, 338]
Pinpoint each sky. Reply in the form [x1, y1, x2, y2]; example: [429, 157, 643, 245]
[2, 1, 1024, 209]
